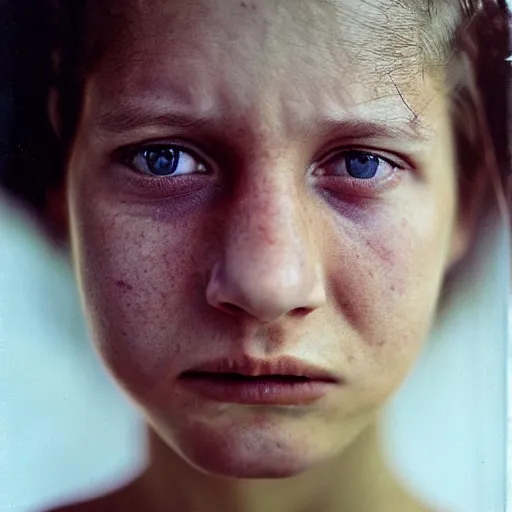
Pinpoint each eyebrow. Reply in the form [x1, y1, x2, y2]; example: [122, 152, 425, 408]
[95, 105, 215, 134]
[94, 103, 432, 143]
[311, 117, 431, 143]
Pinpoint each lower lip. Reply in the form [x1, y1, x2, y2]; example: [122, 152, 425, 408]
[178, 374, 336, 405]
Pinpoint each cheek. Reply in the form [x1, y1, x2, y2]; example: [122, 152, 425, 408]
[69, 194, 213, 400]
[325, 197, 454, 399]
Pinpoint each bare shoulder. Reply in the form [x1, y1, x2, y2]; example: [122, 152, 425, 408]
[46, 498, 110, 512]
[45, 483, 143, 512]
[45, 494, 123, 512]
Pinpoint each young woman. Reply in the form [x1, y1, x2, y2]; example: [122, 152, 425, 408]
[4, 0, 510, 511]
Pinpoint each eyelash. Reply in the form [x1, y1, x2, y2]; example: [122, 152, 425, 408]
[121, 142, 403, 196]
[125, 144, 209, 177]
[313, 149, 402, 196]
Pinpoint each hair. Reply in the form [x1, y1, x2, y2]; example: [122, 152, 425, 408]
[1, 0, 510, 238]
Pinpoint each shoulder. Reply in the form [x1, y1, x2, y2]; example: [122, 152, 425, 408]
[44, 483, 141, 512]
[45, 495, 117, 512]
[46, 498, 111, 512]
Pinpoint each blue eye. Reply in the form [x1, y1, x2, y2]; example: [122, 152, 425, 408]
[316, 150, 396, 182]
[144, 147, 179, 176]
[345, 151, 380, 179]
[129, 145, 207, 177]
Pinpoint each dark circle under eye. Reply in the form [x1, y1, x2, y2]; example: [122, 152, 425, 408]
[345, 152, 379, 179]
[144, 147, 179, 176]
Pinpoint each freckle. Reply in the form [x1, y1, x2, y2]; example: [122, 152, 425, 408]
[240, 1, 257, 10]
[115, 279, 134, 292]
[390, 285, 396, 291]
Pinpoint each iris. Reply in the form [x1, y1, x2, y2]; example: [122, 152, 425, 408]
[144, 147, 179, 176]
[345, 152, 380, 179]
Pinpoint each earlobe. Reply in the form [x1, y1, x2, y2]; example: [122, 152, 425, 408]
[45, 184, 69, 245]
[448, 164, 489, 268]
[448, 222, 471, 267]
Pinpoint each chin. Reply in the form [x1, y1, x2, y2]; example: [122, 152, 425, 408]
[154, 418, 329, 479]
[182, 440, 319, 479]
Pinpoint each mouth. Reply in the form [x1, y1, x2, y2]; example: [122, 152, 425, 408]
[181, 372, 331, 384]
[178, 357, 341, 406]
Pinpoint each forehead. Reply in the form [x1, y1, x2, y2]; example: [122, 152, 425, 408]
[90, 0, 426, 75]
[84, 0, 441, 135]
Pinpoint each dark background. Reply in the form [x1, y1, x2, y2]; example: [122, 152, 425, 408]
[0, 0, 59, 219]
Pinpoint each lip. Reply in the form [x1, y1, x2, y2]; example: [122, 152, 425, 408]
[178, 356, 341, 406]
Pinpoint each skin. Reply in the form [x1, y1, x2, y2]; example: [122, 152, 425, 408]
[51, 0, 472, 510]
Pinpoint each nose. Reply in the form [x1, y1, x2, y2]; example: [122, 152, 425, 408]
[206, 178, 326, 323]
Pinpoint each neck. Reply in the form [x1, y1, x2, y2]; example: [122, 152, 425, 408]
[136, 420, 427, 512]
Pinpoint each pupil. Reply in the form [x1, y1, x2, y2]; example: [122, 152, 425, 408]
[145, 148, 178, 176]
[346, 152, 379, 179]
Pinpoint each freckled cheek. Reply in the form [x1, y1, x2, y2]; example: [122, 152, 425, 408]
[365, 221, 420, 296]
[377, 200, 452, 285]
[331, 212, 450, 352]
[71, 205, 205, 397]
[334, 213, 455, 405]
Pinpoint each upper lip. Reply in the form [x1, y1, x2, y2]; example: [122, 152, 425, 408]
[181, 355, 341, 383]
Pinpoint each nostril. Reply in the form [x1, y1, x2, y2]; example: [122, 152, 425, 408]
[219, 302, 245, 317]
[218, 303, 313, 320]
[291, 307, 312, 318]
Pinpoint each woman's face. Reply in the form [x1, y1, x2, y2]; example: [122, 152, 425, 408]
[66, 0, 467, 478]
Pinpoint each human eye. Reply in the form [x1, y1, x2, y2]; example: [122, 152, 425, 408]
[127, 144, 208, 177]
[313, 149, 404, 197]
[318, 150, 397, 180]
[110, 142, 215, 199]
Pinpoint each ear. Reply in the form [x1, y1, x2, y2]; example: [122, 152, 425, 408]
[44, 184, 69, 245]
[44, 87, 69, 244]
[448, 209, 474, 267]
[48, 86, 61, 139]
[448, 224, 470, 266]
[447, 161, 489, 267]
